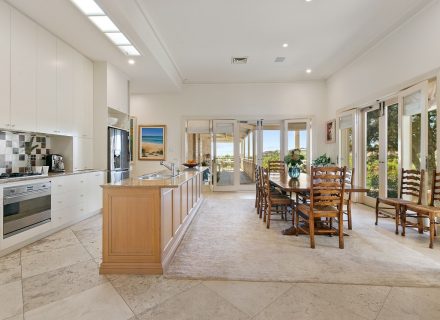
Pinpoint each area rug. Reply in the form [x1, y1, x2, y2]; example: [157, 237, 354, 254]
[165, 198, 440, 287]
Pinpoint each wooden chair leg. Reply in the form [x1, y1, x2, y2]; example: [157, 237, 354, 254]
[429, 213, 434, 249]
[395, 206, 400, 235]
[295, 207, 299, 236]
[401, 207, 406, 237]
[417, 212, 424, 234]
[339, 214, 344, 249]
[309, 215, 315, 249]
[266, 201, 271, 229]
[347, 200, 352, 230]
[375, 198, 379, 225]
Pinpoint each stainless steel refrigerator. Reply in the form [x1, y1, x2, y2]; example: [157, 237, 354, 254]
[108, 127, 130, 183]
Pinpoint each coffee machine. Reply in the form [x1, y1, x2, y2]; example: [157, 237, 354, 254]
[46, 154, 65, 172]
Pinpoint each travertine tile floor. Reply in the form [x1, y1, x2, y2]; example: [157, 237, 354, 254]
[1, 191, 440, 319]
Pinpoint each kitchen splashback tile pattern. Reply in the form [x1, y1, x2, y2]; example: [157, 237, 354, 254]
[0, 131, 51, 174]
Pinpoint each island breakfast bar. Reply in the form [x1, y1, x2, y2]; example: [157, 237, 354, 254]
[99, 167, 208, 275]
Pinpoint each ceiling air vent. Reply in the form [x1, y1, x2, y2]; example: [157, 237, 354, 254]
[274, 57, 285, 63]
[231, 56, 248, 64]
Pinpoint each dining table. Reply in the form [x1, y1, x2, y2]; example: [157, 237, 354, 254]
[269, 172, 370, 235]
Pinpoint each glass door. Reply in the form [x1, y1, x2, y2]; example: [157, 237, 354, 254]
[284, 119, 311, 172]
[212, 120, 238, 191]
[399, 81, 429, 202]
[239, 121, 258, 190]
[261, 122, 282, 168]
[361, 80, 433, 206]
[364, 106, 381, 205]
[338, 111, 357, 170]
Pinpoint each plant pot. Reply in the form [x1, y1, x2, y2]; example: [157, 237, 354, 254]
[288, 166, 301, 179]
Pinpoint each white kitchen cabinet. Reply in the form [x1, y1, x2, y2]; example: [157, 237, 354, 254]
[107, 64, 129, 114]
[73, 54, 94, 138]
[51, 172, 103, 228]
[56, 40, 74, 135]
[10, 8, 37, 132]
[73, 137, 94, 171]
[0, 2, 10, 129]
[36, 26, 57, 134]
[88, 171, 105, 212]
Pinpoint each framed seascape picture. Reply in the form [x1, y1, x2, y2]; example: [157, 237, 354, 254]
[326, 119, 336, 143]
[138, 125, 166, 161]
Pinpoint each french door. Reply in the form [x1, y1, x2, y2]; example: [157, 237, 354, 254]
[203, 118, 311, 191]
[362, 81, 434, 206]
[212, 120, 239, 191]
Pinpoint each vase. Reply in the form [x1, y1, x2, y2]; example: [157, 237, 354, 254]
[288, 165, 300, 179]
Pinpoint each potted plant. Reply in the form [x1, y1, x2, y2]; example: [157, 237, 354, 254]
[284, 148, 304, 179]
[312, 154, 331, 167]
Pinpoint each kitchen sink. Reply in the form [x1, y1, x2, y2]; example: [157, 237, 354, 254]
[138, 172, 182, 180]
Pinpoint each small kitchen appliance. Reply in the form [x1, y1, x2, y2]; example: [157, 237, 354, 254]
[46, 154, 65, 172]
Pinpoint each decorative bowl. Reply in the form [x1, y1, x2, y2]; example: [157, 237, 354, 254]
[182, 163, 199, 168]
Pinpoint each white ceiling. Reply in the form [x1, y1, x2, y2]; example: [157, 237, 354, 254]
[6, 0, 435, 93]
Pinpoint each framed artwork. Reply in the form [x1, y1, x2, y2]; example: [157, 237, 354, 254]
[129, 117, 137, 162]
[326, 119, 336, 143]
[138, 125, 166, 161]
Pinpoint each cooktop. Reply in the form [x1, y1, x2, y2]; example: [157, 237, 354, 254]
[0, 172, 43, 179]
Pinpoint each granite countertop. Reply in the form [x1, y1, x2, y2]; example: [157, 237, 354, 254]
[103, 166, 209, 189]
[0, 169, 104, 185]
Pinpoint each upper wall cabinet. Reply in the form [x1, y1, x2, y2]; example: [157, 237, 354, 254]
[10, 9, 37, 132]
[0, 2, 10, 126]
[36, 26, 57, 134]
[56, 40, 75, 136]
[107, 64, 129, 114]
[73, 52, 94, 138]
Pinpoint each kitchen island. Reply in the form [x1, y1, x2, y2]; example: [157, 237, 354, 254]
[99, 167, 208, 275]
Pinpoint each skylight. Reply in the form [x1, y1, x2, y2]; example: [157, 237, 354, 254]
[70, 0, 141, 56]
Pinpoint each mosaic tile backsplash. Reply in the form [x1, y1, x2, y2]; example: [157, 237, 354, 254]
[0, 131, 51, 174]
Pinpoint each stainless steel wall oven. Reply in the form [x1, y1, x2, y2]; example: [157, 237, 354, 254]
[3, 182, 51, 238]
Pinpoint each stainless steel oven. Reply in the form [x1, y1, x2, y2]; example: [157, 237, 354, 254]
[3, 182, 51, 238]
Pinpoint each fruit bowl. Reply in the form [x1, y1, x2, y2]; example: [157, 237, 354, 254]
[182, 162, 199, 168]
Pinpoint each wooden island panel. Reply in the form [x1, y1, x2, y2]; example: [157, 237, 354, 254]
[100, 168, 207, 275]
[161, 189, 173, 252]
[101, 187, 162, 274]
[172, 187, 181, 235]
[181, 181, 188, 219]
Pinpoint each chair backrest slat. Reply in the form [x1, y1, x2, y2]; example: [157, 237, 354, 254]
[268, 161, 285, 175]
[310, 166, 346, 210]
[430, 169, 440, 206]
[399, 168, 424, 204]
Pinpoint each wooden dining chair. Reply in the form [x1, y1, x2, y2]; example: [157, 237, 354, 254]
[375, 168, 424, 235]
[261, 168, 292, 228]
[255, 164, 260, 210]
[343, 168, 355, 230]
[268, 161, 285, 175]
[401, 169, 440, 248]
[295, 166, 347, 249]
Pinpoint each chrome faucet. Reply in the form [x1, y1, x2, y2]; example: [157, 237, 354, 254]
[160, 161, 178, 176]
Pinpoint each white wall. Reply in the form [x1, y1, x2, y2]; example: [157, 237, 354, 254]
[328, 1, 440, 114]
[131, 82, 327, 175]
[326, 1, 440, 160]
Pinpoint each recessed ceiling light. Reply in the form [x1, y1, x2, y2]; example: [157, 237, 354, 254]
[70, 0, 141, 56]
[128, 59, 135, 65]
[306, 68, 312, 74]
[119, 45, 141, 56]
[282, 43, 288, 48]
[71, 0, 104, 15]
[305, 0, 312, 2]
[105, 32, 131, 45]
[89, 16, 119, 32]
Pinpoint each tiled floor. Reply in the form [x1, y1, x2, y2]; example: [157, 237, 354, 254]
[1, 191, 440, 319]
